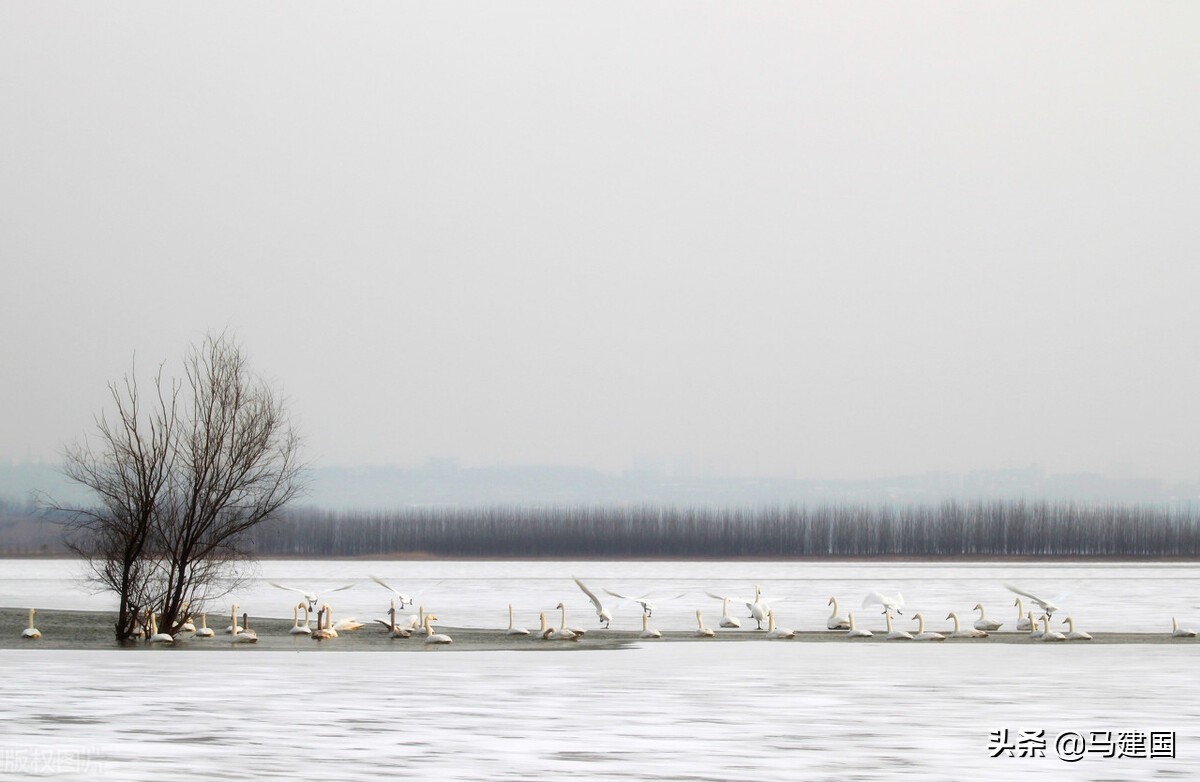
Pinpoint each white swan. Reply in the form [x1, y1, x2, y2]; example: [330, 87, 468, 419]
[538, 612, 578, 641]
[1171, 617, 1197, 637]
[408, 606, 427, 634]
[506, 604, 529, 636]
[885, 611, 912, 640]
[423, 614, 452, 645]
[148, 611, 174, 644]
[223, 607, 242, 634]
[846, 611, 873, 638]
[694, 609, 716, 638]
[21, 608, 41, 639]
[863, 591, 904, 616]
[947, 612, 988, 638]
[911, 612, 945, 641]
[271, 581, 356, 613]
[972, 603, 1003, 631]
[230, 606, 257, 644]
[827, 597, 850, 630]
[704, 592, 743, 627]
[311, 606, 337, 640]
[765, 610, 795, 639]
[639, 613, 662, 639]
[178, 602, 196, 633]
[573, 577, 613, 627]
[322, 603, 363, 633]
[1005, 583, 1065, 617]
[1061, 616, 1092, 641]
[1036, 614, 1066, 642]
[555, 602, 587, 636]
[1026, 611, 1044, 640]
[718, 596, 741, 628]
[290, 602, 313, 635]
[745, 585, 771, 629]
[604, 587, 683, 618]
[1013, 598, 1033, 631]
[194, 613, 215, 638]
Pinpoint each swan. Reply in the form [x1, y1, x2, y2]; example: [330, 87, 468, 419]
[603, 587, 683, 618]
[555, 602, 587, 636]
[862, 591, 904, 616]
[178, 602, 196, 633]
[827, 597, 850, 630]
[538, 612, 578, 641]
[194, 613, 215, 638]
[573, 577, 613, 627]
[271, 581, 356, 613]
[332, 614, 364, 632]
[704, 592, 743, 628]
[233, 611, 258, 644]
[374, 601, 413, 638]
[408, 606, 427, 634]
[745, 585, 771, 629]
[946, 612, 988, 638]
[765, 610, 795, 639]
[311, 607, 337, 640]
[639, 613, 662, 639]
[1171, 617, 1197, 638]
[846, 612, 873, 638]
[505, 604, 530, 636]
[1036, 614, 1066, 642]
[423, 614, 453, 645]
[21, 608, 41, 639]
[290, 602, 313, 635]
[1061, 616, 1092, 641]
[911, 612, 945, 641]
[322, 603, 363, 632]
[885, 611, 912, 640]
[1004, 583, 1066, 617]
[1026, 611, 1044, 640]
[148, 612, 174, 644]
[972, 603, 1003, 631]
[367, 573, 444, 611]
[694, 609, 716, 638]
[223, 608, 243, 634]
[1013, 598, 1033, 631]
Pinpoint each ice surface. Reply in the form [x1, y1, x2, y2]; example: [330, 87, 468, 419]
[2, 643, 1197, 780]
[2, 559, 1198, 779]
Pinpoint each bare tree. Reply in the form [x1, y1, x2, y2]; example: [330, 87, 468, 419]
[54, 333, 304, 640]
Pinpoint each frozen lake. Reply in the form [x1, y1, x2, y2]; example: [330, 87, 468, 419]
[2, 559, 1199, 779]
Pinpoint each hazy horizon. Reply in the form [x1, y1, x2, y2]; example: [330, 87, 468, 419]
[3, 3, 1198, 485]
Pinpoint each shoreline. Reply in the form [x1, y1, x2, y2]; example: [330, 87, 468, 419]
[4, 553, 1199, 562]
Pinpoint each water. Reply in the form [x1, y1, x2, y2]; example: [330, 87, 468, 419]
[2, 559, 1199, 779]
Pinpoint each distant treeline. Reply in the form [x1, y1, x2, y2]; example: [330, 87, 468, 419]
[245, 501, 1200, 558]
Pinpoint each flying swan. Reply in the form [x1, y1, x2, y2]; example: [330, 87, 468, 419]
[271, 581, 356, 613]
[862, 591, 904, 616]
[573, 577, 613, 628]
[1004, 584, 1066, 617]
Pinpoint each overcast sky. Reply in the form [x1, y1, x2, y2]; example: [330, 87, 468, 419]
[2, 3, 1198, 482]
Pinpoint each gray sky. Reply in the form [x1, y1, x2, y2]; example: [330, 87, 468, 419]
[2, 3, 1198, 482]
